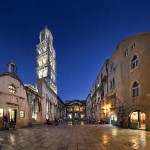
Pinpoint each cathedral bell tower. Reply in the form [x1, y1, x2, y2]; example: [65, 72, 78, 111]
[36, 26, 57, 94]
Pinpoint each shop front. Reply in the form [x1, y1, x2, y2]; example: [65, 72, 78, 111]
[129, 110, 146, 130]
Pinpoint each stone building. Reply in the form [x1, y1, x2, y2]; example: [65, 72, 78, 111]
[36, 27, 65, 121]
[25, 84, 43, 124]
[65, 100, 86, 123]
[0, 27, 65, 129]
[86, 94, 92, 121]
[0, 62, 43, 129]
[36, 26, 57, 94]
[87, 32, 150, 130]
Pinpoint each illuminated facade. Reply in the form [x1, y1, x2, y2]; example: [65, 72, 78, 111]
[36, 26, 57, 94]
[87, 33, 150, 130]
[0, 27, 65, 129]
[0, 61, 65, 130]
[0, 62, 43, 129]
[66, 100, 86, 122]
[36, 27, 65, 121]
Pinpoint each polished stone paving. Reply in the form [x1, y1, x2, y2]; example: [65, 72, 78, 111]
[0, 123, 150, 150]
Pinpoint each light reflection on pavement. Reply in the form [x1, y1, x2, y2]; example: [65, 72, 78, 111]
[0, 124, 150, 150]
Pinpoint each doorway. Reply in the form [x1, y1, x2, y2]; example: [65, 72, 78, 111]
[108, 112, 117, 125]
[130, 111, 146, 130]
[10, 109, 17, 124]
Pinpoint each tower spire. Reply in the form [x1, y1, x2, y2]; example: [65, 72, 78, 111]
[36, 27, 57, 94]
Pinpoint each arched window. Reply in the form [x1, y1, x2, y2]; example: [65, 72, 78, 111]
[131, 55, 138, 69]
[8, 84, 16, 93]
[132, 81, 139, 97]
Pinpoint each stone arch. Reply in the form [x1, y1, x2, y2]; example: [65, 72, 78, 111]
[127, 105, 148, 116]
[127, 105, 147, 130]
[108, 111, 117, 124]
[8, 62, 17, 74]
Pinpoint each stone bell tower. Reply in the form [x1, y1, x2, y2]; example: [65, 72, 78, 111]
[36, 26, 57, 94]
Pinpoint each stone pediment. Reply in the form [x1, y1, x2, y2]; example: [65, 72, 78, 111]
[66, 100, 85, 106]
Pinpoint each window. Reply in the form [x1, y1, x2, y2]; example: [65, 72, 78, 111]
[68, 114, 72, 119]
[110, 80, 112, 89]
[110, 77, 115, 89]
[130, 45, 134, 50]
[130, 42, 136, 50]
[20, 111, 25, 118]
[40, 32, 45, 42]
[74, 105, 79, 111]
[38, 59, 42, 66]
[38, 48, 41, 55]
[8, 85, 16, 93]
[113, 77, 115, 87]
[132, 81, 139, 97]
[43, 67, 48, 77]
[38, 69, 43, 79]
[80, 107, 85, 112]
[131, 55, 138, 69]
[123, 48, 128, 57]
[81, 114, 85, 119]
[68, 107, 72, 112]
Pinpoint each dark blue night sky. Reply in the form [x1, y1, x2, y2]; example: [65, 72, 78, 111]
[0, 0, 150, 100]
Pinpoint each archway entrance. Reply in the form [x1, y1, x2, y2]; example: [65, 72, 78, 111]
[129, 111, 146, 130]
[108, 112, 117, 125]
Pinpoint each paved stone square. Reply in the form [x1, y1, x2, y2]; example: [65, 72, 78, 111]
[0, 123, 150, 150]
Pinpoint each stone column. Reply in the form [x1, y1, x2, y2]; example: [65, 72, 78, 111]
[51, 103, 54, 120]
[48, 101, 51, 119]
[138, 111, 141, 128]
[49, 103, 52, 120]
[54, 105, 56, 119]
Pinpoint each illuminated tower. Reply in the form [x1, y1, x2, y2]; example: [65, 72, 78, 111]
[36, 26, 57, 94]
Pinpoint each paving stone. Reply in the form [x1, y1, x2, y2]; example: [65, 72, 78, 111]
[87, 147, 96, 150]
[68, 147, 78, 150]
[96, 146, 107, 150]
[0, 124, 150, 150]
[78, 146, 87, 150]
[47, 145, 59, 150]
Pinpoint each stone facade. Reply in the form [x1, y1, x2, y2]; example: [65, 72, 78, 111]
[0, 27, 65, 129]
[36, 26, 57, 94]
[36, 27, 65, 122]
[86, 94, 92, 121]
[25, 84, 43, 124]
[0, 62, 43, 129]
[65, 100, 86, 122]
[87, 33, 150, 130]
[36, 80, 65, 121]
